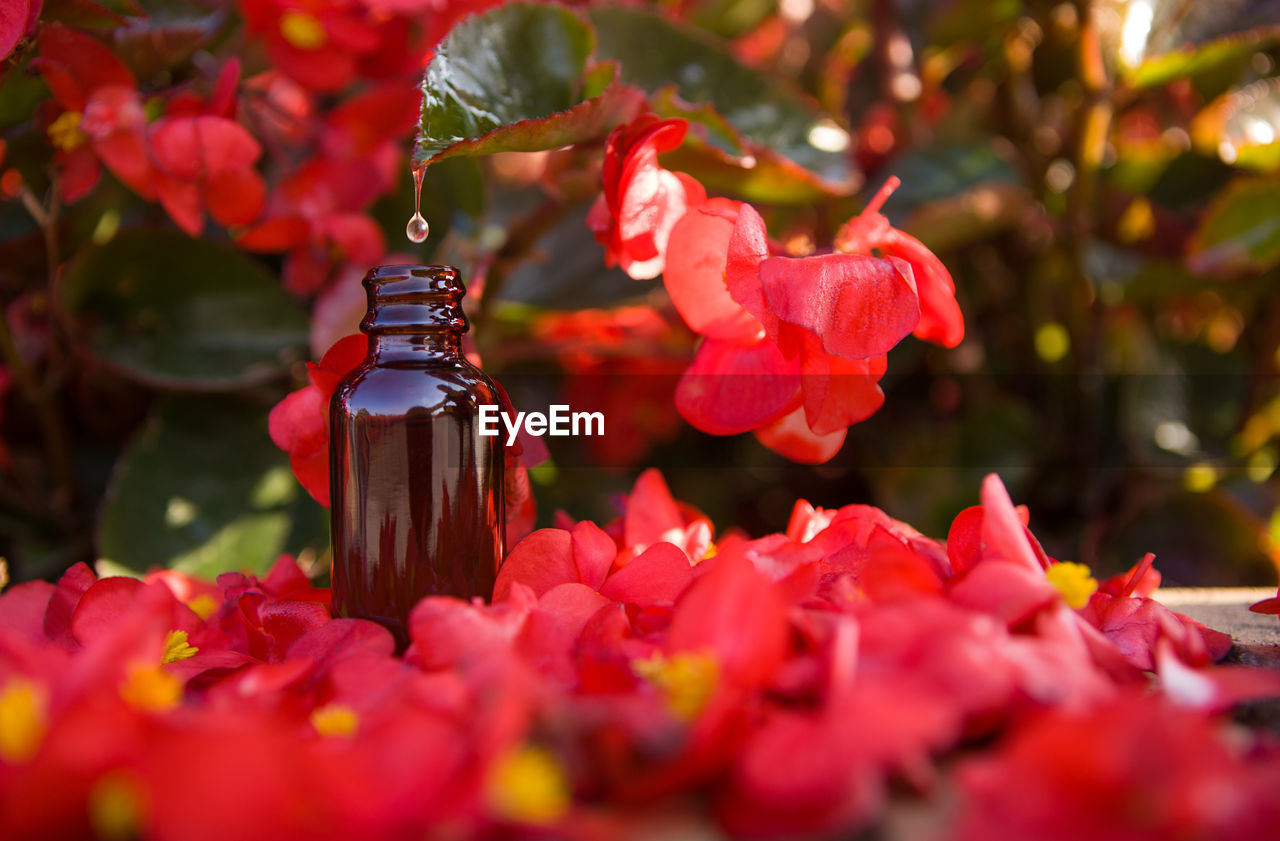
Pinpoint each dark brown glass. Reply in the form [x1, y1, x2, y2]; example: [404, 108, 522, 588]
[329, 265, 504, 646]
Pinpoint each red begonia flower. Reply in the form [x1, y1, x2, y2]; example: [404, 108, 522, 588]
[241, 0, 394, 92]
[753, 405, 847, 463]
[238, 159, 387, 293]
[269, 334, 369, 506]
[588, 114, 707, 280]
[0, 0, 41, 67]
[663, 199, 765, 342]
[835, 176, 965, 348]
[148, 114, 266, 235]
[668, 201, 916, 460]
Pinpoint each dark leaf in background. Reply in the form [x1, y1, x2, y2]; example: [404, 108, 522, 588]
[1187, 176, 1280, 275]
[589, 3, 860, 202]
[110, 9, 225, 81]
[98, 395, 328, 577]
[413, 2, 643, 168]
[1098, 0, 1280, 89]
[55, 230, 309, 389]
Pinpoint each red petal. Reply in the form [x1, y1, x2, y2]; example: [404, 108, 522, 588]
[493, 529, 575, 601]
[599, 542, 693, 605]
[623, 468, 684, 551]
[290, 445, 330, 507]
[56, 146, 99, 203]
[0, 1, 40, 66]
[149, 115, 260, 180]
[760, 254, 919, 360]
[322, 213, 385, 264]
[724, 203, 777, 338]
[1250, 595, 1280, 615]
[236, 216, 311, 252]
[668, 553, 789, 687]
[322, 84, 420, 158]
[43, 562, 98, 646]
[34, 24, 135, 111]
[204, 167, 266, 227]
[753, 406, 846, 464]
[153, 172, 204, 236]
[798, 347, 887, 434]
[663, 199, 764, 342]
[0, 581, 56, 641]
[535, 583, 612, 640]
[675, 337, 800, 435]
[268, 386, 326, 457]
[945, 505, 985, 575]
[979, 474, 1043, 573]
[883, 230, 964, 347]
[570, 520, 617, 591]
[317, 333, 370, 379]
[947, 561, 1057, 626]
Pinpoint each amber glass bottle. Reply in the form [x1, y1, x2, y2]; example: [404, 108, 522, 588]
[329, 265, 504, 646]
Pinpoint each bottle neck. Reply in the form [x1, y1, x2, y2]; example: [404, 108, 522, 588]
[370, 332, 461, 363]
[360, 265, 469, 365]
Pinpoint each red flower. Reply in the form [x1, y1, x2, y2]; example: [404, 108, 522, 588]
[666, 200, 919, 462]
[146, 114, 267, 236]
[269, 333, 369, 506]
[949, 695, 1280, 841]
[238, 159, 387, 294]
[835, 176, 965, 348]
[533, 306, 691, 466]
[0, 0, 40, 67]
[588, 114, 707, 280]
[34, 27, 263, 232]
[240, 0, 421, 92]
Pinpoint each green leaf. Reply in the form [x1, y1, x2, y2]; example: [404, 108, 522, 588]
[56, 230, 309, 389]
[111, 11, 226, 80]
[1103, 0, 1280, 90]
[1187, 177, 1280, 276]
[98, 396, 328, 577]
[874, 143, 1021, 219]
[413, 2, 643, 168]
[1193, 77, 1280, 172]
[588, 4, 857, 201]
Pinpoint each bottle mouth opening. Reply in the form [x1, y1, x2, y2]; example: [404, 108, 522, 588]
[364, 265, 462, 299]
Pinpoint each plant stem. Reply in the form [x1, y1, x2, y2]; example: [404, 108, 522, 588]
[9, 186, 76, 512]
[474, 197, 568, 334]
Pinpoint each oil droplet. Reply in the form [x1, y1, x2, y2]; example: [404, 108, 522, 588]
[406, 213, 429, 243]
[406, 162, 429, 243]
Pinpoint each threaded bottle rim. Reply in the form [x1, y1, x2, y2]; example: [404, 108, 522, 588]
[361, 265, 468, 335]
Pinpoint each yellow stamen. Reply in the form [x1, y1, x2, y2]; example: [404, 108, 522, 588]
[700, 542, 718, 562]
[161, 630, 198, 664]
[0, 678, 47, 763]
[310, 703, 359, 738]
[1046, 561, 1098, 609]
[279, 11, 327, 49]
[486, 745, 570, 824]
[119, 663, 181, 711]
[631, 651, 719, 720]
[48, 111, 88, 152]
[88, 771, 146, 841]
[186, 594, 218, 620]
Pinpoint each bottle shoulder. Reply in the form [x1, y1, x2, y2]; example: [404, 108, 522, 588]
[333, 361, 501, 417]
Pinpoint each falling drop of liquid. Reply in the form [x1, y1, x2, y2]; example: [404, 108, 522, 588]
[406, 162, 429, 243]
[406, 213, 429, 243]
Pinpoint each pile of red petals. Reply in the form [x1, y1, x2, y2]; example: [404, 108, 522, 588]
[3, 470, 1279, 840]
[588, 114, 965, 463]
